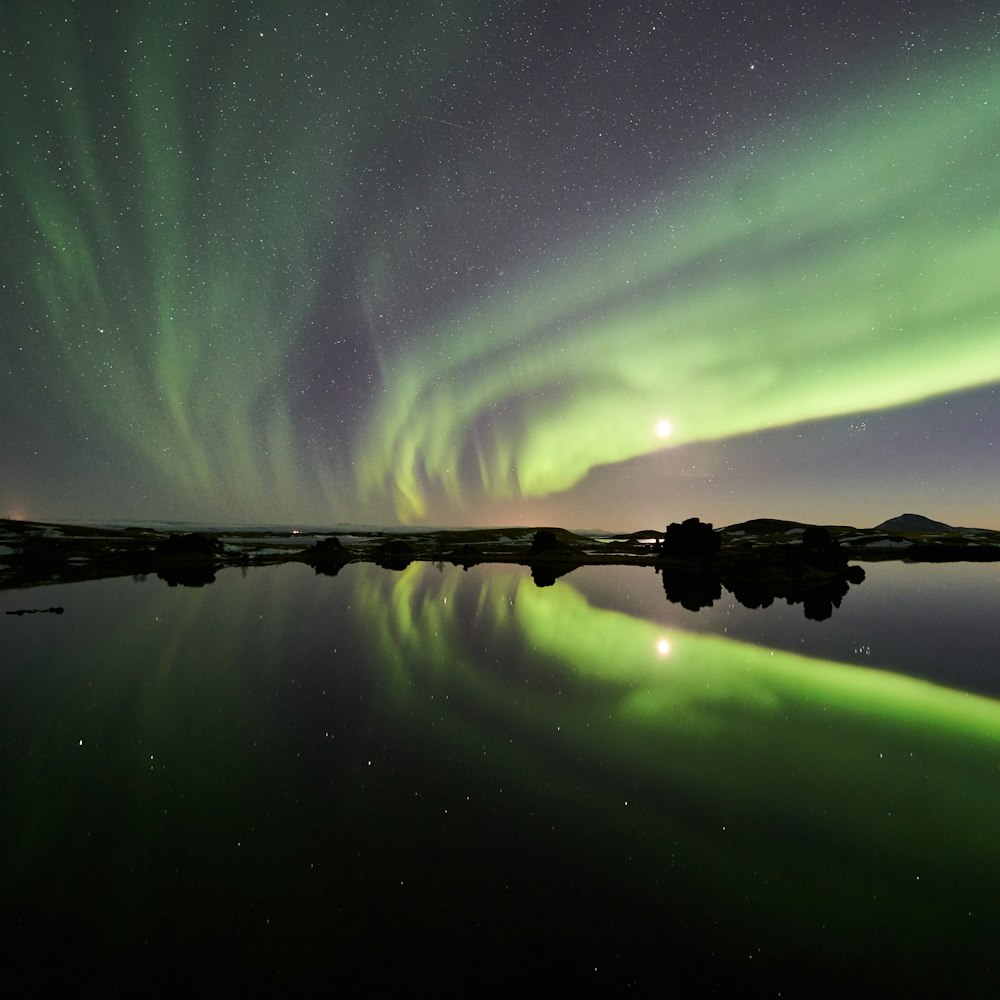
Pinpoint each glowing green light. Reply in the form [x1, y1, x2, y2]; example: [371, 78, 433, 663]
[0, 2, 474, 520]
[360, 48, 1000, 520]
[354, 561, 1000, 760]
[512, 572, 1000, 746]
[5, 5, 999, 523]
[349, 558, 1000, 930]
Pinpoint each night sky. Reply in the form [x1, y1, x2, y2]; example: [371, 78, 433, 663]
[3, 1, 1000, 530]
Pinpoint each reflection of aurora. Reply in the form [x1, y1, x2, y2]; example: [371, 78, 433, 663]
[358, 562, 1000, 960]
[5, 561, 1000, 985]
[361, 48, 1000, 519]
[364, 560, 1000, 756]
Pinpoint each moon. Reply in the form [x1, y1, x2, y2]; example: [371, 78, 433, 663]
[655, 418, 673, 439]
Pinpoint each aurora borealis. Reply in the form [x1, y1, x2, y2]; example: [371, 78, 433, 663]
[3, 1, 1000, 528]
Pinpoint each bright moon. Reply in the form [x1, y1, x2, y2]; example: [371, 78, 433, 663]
[655, 419, 673, 439]
[656, 637, 672, 657]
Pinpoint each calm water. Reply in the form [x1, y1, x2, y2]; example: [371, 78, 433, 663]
[3, 560, 1000, 991]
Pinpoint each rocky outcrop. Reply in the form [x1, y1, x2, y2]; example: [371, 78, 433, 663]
[657, 518, 721, 558]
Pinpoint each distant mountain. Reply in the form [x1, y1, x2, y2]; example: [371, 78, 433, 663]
[874, 513, 953, 532]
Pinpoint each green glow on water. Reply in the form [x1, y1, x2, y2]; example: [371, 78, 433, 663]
[360, 560, 1000, 753]
[356, 562, 1000, 940]
[515, 574, 1000, 744]
[360, 48, 1000, 518]
[4, 561, 1000, 985]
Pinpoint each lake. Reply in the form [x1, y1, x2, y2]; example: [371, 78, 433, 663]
[3, 558, 1000, 991]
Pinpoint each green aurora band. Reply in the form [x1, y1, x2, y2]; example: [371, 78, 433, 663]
[0, 1, 471, 519]
[4, 4, 999, 522]
[360, 46, 1000, 520]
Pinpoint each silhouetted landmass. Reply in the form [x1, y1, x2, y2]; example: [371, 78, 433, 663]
[658, 517, 722, 558]
[154, 532, 221, 558]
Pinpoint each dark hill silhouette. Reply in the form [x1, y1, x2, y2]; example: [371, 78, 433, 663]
[875, 513, 953, 532]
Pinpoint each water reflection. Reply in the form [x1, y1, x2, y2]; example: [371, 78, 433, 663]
[659, 560, 865, 619]
[2, 562, 1000, 990]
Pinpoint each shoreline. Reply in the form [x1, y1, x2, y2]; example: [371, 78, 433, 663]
[3, 516, 1000, 594]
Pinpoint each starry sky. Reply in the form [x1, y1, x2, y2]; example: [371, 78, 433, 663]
[3, 0, 1000, 530]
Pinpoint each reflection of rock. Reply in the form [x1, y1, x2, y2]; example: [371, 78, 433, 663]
[311, 563, 344, 577]
[659, 527, 866, 620]
[156, 566, 218, 587]
[303, 537, 349, 575]
[150, 533, 220, 587]
[661, 570, 722, 611]
[800, 580, 850, 621]
[726, 570, 865, 621]
[375, 538, 415, 571]
[529, 562, 577, 588]
[446, 545, 479, 571]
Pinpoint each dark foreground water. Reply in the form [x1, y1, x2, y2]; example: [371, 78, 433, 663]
[3, 560, 1000, 992]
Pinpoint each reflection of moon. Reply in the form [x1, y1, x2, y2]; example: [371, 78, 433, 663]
[655, 419, 673, 439]
[656, 637, 671, 657]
